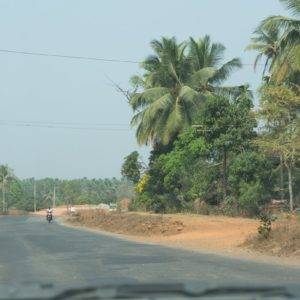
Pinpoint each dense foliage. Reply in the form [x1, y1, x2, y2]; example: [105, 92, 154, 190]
[121, 151, 142, 184]
[124, 0, 300, 216]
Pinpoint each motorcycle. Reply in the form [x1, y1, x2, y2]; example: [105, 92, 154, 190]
[46, 212, 53, 223]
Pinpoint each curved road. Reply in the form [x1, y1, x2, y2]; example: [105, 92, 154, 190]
[0, 216, 299, 291]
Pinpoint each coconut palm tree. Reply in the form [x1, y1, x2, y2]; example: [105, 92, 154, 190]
[130, 37, 200, 146]
[130, 36, 242, 146]
[0, 165, 15, 212]
[248, 0, 300, 83]
[261, 0, 299, 47]
[246, 27, 281, 77]
[188, 36, 242, 91]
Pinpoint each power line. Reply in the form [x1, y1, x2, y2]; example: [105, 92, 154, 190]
[0, 48, 262, 66]
[0, 49, 140, 64]
[0, 119, 129, 127]
[0, 120, 131, 131]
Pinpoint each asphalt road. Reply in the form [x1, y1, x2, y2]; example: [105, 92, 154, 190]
[0, 216, 300, 294]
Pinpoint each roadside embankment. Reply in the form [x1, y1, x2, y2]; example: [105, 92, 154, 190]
[64, 209, 300, 266]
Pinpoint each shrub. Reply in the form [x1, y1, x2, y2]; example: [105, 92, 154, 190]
[257, 211, 277, 238]
[238, 182, 263, 216]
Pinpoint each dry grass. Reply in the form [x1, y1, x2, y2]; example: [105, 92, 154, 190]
[243, 218, 300, 257]
[70, 210, 184, 236]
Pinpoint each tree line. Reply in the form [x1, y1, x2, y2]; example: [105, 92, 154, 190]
[0, 165, 134, 212]
[121, 0, 300, 216]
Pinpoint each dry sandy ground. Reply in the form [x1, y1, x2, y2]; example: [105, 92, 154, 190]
[32, 207, 300, 267]
[60, 210, 300, 267]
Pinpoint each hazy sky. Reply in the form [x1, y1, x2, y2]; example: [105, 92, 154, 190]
[0, 0, 286, 179]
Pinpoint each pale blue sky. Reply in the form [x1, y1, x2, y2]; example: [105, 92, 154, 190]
[0, 0, 286, 179]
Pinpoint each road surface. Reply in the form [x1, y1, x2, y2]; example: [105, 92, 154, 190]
[0, 216, 299, 292]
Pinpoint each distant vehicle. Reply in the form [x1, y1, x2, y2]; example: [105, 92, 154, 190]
[109, 203, 117, 212]
[98, 203, 110, 211]
[68, 206, 76, 215]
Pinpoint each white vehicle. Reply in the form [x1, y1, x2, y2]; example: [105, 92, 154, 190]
[109, 203, 117, 212]
[98, 203, 110, 211]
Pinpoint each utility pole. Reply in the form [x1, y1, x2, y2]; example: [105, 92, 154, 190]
[2, 175, 5, 213]
[53, 185, 56, 208]
[33, 179, 37, 212]
[2, 172, 6, 213]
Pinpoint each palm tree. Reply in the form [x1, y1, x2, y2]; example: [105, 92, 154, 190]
[261, 0, 299, 48]
[246, 27, 281, 77]
[130, 36, 242, 146]
[188, 36, 242, 92]
[130, 37, 200, 146]
[248, 0, 300, 83]
[0, 165, 15, 212]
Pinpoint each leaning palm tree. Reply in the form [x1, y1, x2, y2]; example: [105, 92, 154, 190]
[261, 0, 300, 47]
[130, 36, 242, 146]
[246, 27, 281, 77]
[249, 0, 300, 83]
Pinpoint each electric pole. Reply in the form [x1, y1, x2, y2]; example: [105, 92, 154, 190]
[2, 170, 6, 213]
[53, 185, 56, 208]
[33, 179, 37, 212]
[2, 174, 5, 213]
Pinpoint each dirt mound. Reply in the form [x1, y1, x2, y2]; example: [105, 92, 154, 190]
[243, 219, 300, 257]
[70, 210, 184, 236]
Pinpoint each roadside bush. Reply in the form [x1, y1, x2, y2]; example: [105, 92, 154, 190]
[149, 194, 182, 213]
[257, 211, 276, 238]
[193, 199, 210, 215]
[237, 182, 263, 217]
[129, 194, 149, 211]
[218, 196, 240, 217]
[244, 218, 299, 256]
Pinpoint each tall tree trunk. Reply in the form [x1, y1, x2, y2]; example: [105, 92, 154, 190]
[280, 155, 284, 201]
[222, 148, 227, 201]
[287, 165, 294, 212]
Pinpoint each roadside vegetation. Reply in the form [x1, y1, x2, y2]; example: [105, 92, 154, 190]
[121, 0, 300, 217]
[244, 215, 300, 256]
[1, 0, 299, 258]
[0, 167, 134, 213]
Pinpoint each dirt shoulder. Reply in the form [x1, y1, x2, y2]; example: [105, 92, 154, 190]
[63, 210, 300, 268]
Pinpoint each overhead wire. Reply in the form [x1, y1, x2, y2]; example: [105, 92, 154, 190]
[0, 48, 262, 66]
[0, 48, 262, 132]
[0, 120, 131, 131]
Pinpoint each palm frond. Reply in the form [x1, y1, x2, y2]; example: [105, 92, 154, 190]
[129, 87, 169, 110]
[210, 58, 242, 85]
[280, 0, 300, 16]
[191, 67, 216, 87]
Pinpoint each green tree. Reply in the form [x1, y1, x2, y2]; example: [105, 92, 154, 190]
[8, 181, 25, 210]
[195, 90, 256, 200]
[137, 89, 258, 213]
[121, 151, 142, 184]
[0, 165, 15, 212]
[228, 151, 274, 214]
[256, 85, 300, 210]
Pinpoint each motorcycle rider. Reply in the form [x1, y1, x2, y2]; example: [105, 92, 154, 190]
[46, 207, 53, 221]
